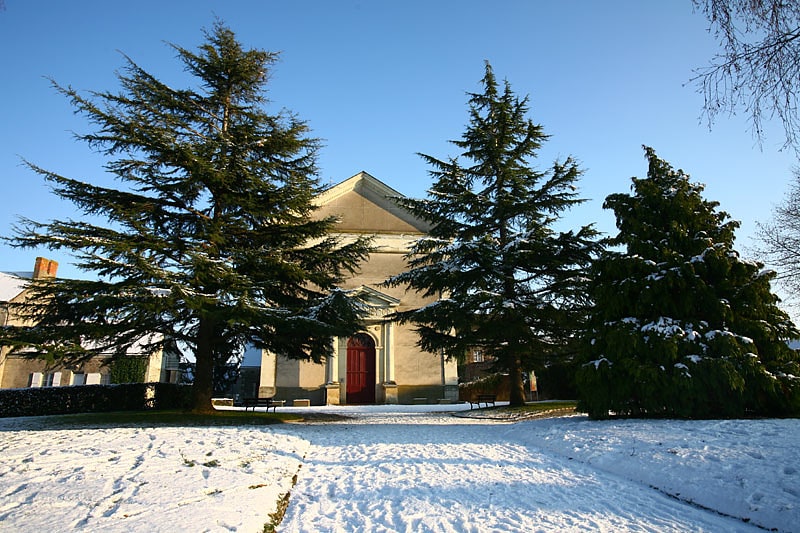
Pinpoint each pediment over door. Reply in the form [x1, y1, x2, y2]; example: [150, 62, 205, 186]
[353, 285, 400, 320]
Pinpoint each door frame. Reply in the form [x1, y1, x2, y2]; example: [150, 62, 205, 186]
[345, 332, 377, 404]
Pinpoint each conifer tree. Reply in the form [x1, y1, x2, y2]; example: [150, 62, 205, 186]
[577, 147, 800, 419]
[387, 63, 599, 406]
[1, 23, 372, 413]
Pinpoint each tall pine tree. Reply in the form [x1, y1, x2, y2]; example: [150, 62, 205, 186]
[1, 23, 372, 413]
[387, 63, 599, 406]
[577, 147, 800, 418]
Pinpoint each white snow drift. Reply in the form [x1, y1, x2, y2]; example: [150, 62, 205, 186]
[0, 404, 796, 532]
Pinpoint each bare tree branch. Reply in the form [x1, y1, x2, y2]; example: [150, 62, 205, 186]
[692, 0, 800, 153]
[754, 170, 800, 307]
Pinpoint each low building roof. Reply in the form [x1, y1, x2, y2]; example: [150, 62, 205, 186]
[0, 271, 29, 302]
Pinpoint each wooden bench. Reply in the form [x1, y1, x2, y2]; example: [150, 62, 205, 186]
[469, 394, 497, 409]
[242, 397, 281, 413]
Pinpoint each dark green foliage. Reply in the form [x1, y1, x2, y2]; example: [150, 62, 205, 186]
[1, 23, 372, 413]
[109, 357, 148, 384]
[0, 383, 193, 418]
[213, 362, 240, 396]
[535, 360, 578, 400]
[577, 147, 800, 419]
[386, 63, 599, 406]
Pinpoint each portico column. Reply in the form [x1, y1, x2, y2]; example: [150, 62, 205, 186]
[386, 321, 395, 383]
[327, 336, 339, 383]
[381, 320, 398, 404]
[325, 336, 341, 405]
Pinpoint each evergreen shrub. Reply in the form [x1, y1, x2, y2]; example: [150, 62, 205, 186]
[0, 383, 192, 417]
[577, 148, 800, 419]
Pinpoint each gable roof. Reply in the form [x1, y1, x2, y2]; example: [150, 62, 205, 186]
[314, 171, 431, 234]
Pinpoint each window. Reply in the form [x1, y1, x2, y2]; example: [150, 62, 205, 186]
[471, 348, 484, 363]
[43, 372, 62, 387]
[29, 372, 43, 388]
[71, 372, 86, 386]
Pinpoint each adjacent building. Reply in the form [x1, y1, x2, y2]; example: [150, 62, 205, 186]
[0, 257, 179, 389]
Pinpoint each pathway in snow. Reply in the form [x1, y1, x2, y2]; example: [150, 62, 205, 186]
[277, 410, 758, 532]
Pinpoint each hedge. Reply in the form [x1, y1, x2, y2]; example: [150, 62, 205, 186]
[459, 373, 510, 401]
[0, 383, 193, 417]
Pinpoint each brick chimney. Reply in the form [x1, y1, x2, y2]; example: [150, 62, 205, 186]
[33, 257, 58, 279]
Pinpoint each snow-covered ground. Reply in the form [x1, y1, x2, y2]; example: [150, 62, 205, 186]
[0, 403, 796, 532]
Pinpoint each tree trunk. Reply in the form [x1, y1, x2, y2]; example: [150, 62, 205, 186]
[190, 317, 216, 414]
[508, 356, 527, 407]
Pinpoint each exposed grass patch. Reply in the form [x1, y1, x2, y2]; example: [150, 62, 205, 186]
[501, 401, 577, 415]
[22, 409, 303, 430]
[262, 467, 301, 533]
[457, 400, 578, 421]
[263, 490, 292, 533]
[493, 401, 578, 421]
[180, 450, 196, 467]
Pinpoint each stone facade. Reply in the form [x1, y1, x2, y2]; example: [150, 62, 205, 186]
[259, 172, 459, 405]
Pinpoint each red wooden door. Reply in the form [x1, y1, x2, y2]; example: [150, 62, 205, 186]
[346, 333, 376, 404]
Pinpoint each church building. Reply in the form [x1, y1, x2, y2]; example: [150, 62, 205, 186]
[257, 172, 459, 405]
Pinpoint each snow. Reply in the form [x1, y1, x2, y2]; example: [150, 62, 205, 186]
[532, 417, 799, 532]
[705, 329, 754, 345]
[641, 316, 685, 337]
[586, 357, 612, 369]
[0, 271, 29, 302]
[0, 404, 796, 532]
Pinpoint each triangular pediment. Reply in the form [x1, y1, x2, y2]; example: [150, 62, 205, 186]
[315, 171, 431, 234]
[354, 285, 401, 308]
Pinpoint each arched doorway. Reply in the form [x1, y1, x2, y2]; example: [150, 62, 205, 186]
[346, 333, 376, 404]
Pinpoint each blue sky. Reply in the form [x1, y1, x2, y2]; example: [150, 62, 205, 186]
[1, 1, 796, 286]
